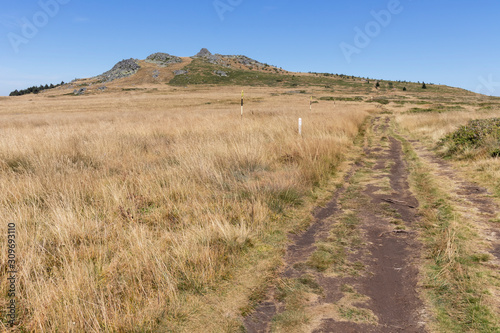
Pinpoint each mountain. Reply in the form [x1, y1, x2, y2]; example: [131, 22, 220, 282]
[10, 48, 480, 98]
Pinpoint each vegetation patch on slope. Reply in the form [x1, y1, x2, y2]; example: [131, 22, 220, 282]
[169, 59, 368, 88]
[439, 118, 500, 158]
[406, 104, 465, 114]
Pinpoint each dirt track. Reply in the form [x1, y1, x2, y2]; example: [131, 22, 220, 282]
[244, 116, 427, 332]
[244, 112, 500, 332]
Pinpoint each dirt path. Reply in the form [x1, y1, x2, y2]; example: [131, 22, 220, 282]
[244, 116, 427, 332]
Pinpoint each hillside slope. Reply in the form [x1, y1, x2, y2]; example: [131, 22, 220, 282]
[14, 48, 480, 100]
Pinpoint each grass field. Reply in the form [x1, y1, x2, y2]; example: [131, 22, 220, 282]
[2, 66, 500, 331]
[0, 86, 371, 331]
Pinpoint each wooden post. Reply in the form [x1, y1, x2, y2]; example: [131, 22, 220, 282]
[310, 96, 312, 111]
[241, 90, 244, 119]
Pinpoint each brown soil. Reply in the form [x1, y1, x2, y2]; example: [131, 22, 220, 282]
[313, 118, 425, 333]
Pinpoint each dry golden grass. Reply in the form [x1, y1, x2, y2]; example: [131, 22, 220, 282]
[395, 105, 500, 142]
[394, 104, 500, 194]
[0, 86, 370, 331]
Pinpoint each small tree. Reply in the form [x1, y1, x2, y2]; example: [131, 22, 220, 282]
[403, 87, 407, 91]
[375, 81, 380, 89]
[422, 82, 427, 89]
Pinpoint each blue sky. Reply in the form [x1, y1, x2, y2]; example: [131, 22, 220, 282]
[1, 0, 499, 96]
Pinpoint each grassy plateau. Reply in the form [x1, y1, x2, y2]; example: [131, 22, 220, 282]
[1, 58, 500, 332]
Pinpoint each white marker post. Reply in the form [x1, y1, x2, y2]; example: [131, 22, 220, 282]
[241, 90, 244, 119]
[298, 118, 302, 136]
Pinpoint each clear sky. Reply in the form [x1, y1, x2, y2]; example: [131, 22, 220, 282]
[1, 0, 499, 96]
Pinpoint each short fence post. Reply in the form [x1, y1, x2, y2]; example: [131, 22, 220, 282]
[241, 90, 244, 119]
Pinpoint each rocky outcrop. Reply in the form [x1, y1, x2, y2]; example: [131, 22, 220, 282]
[214, 70, 228, 77]
[98, 59, 141, 82]
[195, 48, 212, 57]
[146, 53, 182, 66]
[193, 48, 268, 69]
[193, 48, 229, 67]
[73, 88, 87, 95]
[223, 55, 266, 68]
[91, 49, 273, 85]
[173, 70, 189, 75]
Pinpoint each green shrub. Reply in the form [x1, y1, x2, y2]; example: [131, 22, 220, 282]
[439, 118, 500, 158]
[406, 105, 464, 114]
[319, 96, 363, 102]
[366, 98, 390, 105]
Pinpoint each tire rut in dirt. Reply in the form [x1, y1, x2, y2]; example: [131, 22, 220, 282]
[315, 118, 426, 332]
[243, 167, 358, 333]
